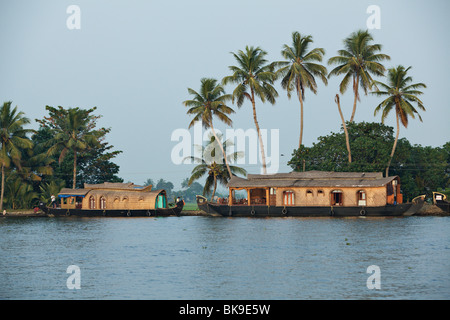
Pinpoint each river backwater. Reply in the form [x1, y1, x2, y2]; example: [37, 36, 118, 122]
[1, 216, 449, 300]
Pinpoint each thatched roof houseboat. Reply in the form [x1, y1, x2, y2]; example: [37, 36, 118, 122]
[197, 171, 425, 217]
[40, 182, 183, 217]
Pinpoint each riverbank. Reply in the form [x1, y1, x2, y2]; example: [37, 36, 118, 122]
[1, 203, 448, 217]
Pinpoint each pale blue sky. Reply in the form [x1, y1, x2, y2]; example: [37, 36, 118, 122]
[1, 0, 449, 189]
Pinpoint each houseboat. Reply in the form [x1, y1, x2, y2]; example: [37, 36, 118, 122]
[40, 182, 184, 217]
[197, 171, 425, 217]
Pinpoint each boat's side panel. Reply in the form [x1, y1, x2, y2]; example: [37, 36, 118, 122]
[197, 202, 417, 217]
[40, 203, 184, 217]
[436, 202, 450, 213]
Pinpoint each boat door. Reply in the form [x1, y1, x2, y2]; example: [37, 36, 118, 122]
[331, 190, 343, 206]
[156, 194, 166, 208]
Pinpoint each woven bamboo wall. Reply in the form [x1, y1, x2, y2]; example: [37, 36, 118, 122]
[80, 190, 166, 210]
[275, 186, 387, 207]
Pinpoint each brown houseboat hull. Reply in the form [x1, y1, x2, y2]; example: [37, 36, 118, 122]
[39, 203, 184, 217]
[197, 196, 425, 217]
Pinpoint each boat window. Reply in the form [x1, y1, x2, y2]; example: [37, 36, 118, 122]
[306, 190, 313, 196]
[357, 190, 366, 206]
[357, 190, 366, 200]
[331, 190, 343, 206]
[318, 190, 324, 196]
[89, 196, 95, 209]
[283, 190, 295, 206]
[100, 196, 106, 209]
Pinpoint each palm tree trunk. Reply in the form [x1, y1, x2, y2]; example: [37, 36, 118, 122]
[211, 175, 217, 201]
[250, 88, 267, 174]
[297, 81, 304, 149]
[210, 121, 232, 178]
[385, 111, 400, 177]
[0, 164, 4, 212]
[350, 75, 359, 123]
[73, 150, 77, 189]
[335, 94, 352, 163]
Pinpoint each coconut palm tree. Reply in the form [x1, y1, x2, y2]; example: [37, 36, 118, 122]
[335, 94, 351, 163]
[4, 173, 39, 209]
[0, 101, 34, 211]
[275, 32, 328, 148]
[183, 78, 235, 177]
[328, 29, 390, 122]
[44, 106, 101, 189]
[222, 46, 278, 174]
[372, 65, 426, 176]
[186, 134, 246, 200]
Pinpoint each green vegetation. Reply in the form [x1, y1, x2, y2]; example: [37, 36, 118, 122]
[275, 31, 328, 148]
[0, 104, 124, 210]
[185, 134, 246, 201]
[328, 29, 391, 122]
[372, 65, 426, 176]
[0, 102, 35, 211]
[184, 77, 234, 177]
[223, 46, 278, 174]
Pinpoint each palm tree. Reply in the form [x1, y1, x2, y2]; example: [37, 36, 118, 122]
[222, 46, 278, 174]
[186, 134, 246, 200]
[335, 94, 351, 163]
[44, 106, 101, 189]
[39, 180, 65, 206]
[0, 102, 34, 211]
[276, 32, 328, 148]
[5, 173, 39, 209]
[373, 65, 426, 176]
[328, 29, 390, 122]
[183, 78, 234, 177]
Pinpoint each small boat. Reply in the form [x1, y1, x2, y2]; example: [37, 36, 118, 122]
[196, 171, 425, 217]
[39, 182, 184, 217]
[432, 192, 450, 213]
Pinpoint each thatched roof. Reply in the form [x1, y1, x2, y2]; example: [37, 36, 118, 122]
[58, 183, 156, 198]
[83, 182, 152, 192]
[228, 171, 397, 188]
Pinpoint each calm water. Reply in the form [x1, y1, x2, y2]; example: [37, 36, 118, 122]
[0, 216, 449, 300]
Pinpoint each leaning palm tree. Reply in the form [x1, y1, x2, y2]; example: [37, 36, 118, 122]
[0, 102, 34, 211]
[186, 134, 246, 200]
[276, 32, 328, 148]
[373, 65, 426, 176]
[335, 94, 352, 163]
[183, 78, 234, 177]
[328, 29, 390, 122]
[44, 106, 101, 189]
[222, 46, 278, 174]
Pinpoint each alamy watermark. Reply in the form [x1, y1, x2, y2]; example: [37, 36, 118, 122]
[66, 5, 81, 30]
[66, 265, 81, 289]
[171, 123, 280, 174]
[366, 265, 381, 290]
[366, 5, 381, 30]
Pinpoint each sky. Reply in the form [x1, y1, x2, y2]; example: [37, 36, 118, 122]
[0, 0, 449, 190]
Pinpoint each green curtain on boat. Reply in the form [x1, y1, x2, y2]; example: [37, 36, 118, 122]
[156, 194, 166, 208]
